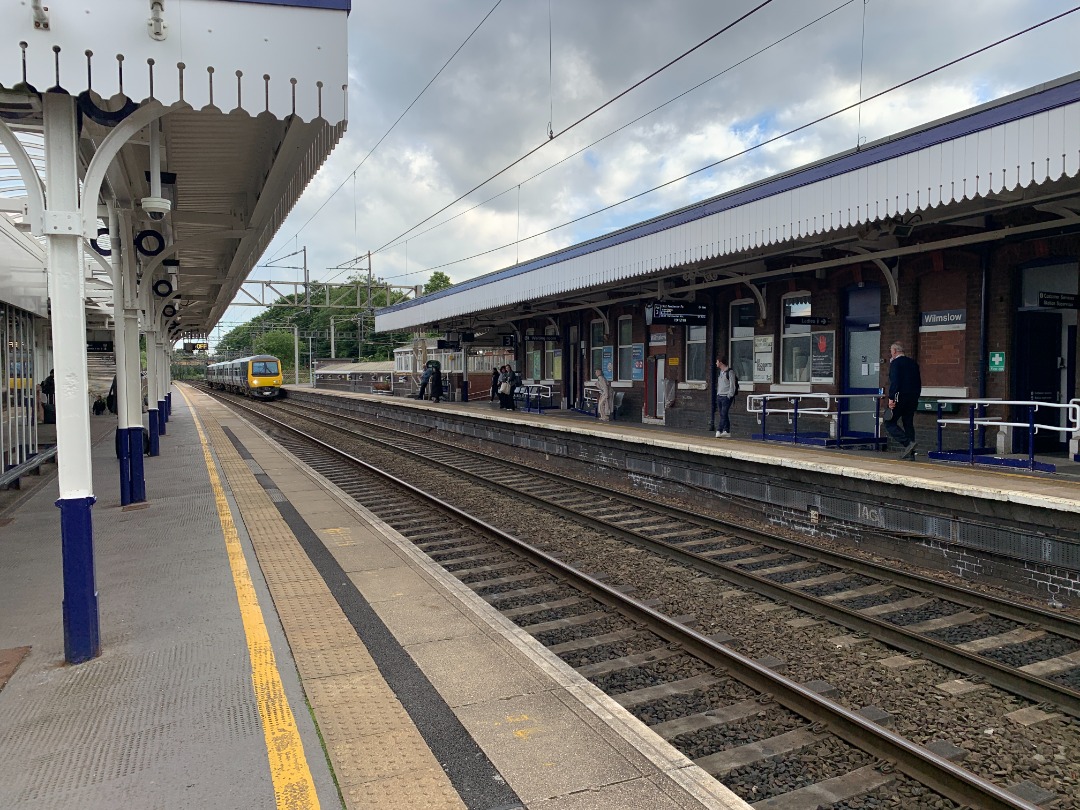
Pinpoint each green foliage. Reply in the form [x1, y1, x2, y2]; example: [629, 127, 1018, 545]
[213, 273, 420, 364]
[424, 271, 452, 295]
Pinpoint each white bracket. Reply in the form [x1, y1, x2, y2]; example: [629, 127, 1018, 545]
[148, 1, 168, 41]
[31, 0, 50, 30]
[43, 211, 83, 235]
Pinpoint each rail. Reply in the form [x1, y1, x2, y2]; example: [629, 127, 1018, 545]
[931, 398, 1080, 472]
[744, 392, 886, 448]
[517, 384, 553, 414]
[0, 444, 58, 489]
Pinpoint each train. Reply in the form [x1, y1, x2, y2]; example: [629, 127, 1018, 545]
[205, 355, 284, 399]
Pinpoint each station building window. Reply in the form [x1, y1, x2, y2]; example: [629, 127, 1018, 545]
[781, 292, 812, 384]
[730, 300, 755, 384]
[617, 316, 633, 380]
[686, 324, 707, 382]
[590, 320, 604, 375]
[526, 328, 542, 380]
[544, 325, 561, 380]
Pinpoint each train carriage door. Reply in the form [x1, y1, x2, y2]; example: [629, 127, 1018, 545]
[843, 285, 881, 437]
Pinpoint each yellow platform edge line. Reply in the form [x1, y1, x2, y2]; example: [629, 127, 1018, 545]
[179, 387, 320, 810]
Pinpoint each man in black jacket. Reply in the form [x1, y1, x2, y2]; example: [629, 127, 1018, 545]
[885, 342, 922, 459]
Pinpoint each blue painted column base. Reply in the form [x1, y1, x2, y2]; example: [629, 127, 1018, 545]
[117, 427, 132, 506]
[148, 410, 160, 456]
[157, 400, 167, 434]
[165, 392, 172, 417]
[58, 495, 100, 664]
[129, 428, 146, 502]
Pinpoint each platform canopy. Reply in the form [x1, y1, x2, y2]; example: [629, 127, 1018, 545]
[1, 0, 349, 334]
[377, 72, 1080, 335]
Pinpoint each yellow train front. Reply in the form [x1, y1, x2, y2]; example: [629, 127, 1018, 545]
[206, 355, 283, 399]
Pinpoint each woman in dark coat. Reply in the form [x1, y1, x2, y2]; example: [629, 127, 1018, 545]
[490, 366, 500, 402]
[429, 361, 443, 403]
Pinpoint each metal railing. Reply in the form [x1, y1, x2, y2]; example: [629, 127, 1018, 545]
[932, 398, 1080, 472]
[518, 384, 553, 414]
[744, 393, 886, 448]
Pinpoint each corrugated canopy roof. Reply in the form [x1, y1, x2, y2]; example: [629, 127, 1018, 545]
[377, 72, 1080, 334]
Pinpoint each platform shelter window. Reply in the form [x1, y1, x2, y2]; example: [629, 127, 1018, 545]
[544, 325, 561, 380]
[617, 316, 633, 380]
[730, 300, 755, 384]
[686, 324, 706, 382]
[781, 292, 812, 384]
[590, 321, 604, 375]
[526, 329, 542, 380]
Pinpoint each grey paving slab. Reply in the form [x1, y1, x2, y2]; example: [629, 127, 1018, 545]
[0, 393, 338, 810]
[407, 632, 547, 707]
[373, 590, 484, 645]
[348, 566, 437, 603]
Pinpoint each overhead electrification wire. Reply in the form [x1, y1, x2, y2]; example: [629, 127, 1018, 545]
[404, 6, 1080, 277]
[374, 0, 854, 259]
[364, 0, 777, 260]
[264, 0, 505, 265]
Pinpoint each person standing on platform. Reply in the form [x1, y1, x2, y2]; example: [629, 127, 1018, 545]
[416, 362, 433, 400]
[595, 368, 613, 422]
[429, 361, 443, 403]
[41, 369, 55, 405]
[497, 365, 512, 410]
[714, 357, 738, 438]
[490, 366, 500, 402]
[885, 341, 922, 459]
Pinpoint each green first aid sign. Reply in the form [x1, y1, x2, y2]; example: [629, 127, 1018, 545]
[989, 351, 1005, 372]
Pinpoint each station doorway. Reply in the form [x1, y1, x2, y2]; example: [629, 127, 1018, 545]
[842, 285, 882, 437]
[1013, 263, 1078, 453]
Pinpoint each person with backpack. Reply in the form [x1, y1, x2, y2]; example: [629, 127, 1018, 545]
[714, 356, 738, 438]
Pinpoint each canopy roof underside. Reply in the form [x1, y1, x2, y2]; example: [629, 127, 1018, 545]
[0, 0, 349, 333]
[376, 72, 1080, 335]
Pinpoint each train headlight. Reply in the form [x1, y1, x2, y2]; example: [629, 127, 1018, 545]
[251, 379, 259, 386]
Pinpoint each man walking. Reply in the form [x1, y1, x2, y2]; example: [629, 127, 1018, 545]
[714, 357, 738, 438]
[885, 342, 921, 459]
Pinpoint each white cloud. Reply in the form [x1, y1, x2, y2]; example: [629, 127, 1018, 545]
[235, 0, 1080, 329]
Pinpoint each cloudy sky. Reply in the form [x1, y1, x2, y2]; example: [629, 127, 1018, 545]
[222, 0, 1080, 329]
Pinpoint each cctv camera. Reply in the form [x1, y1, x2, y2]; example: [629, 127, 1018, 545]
[141, 196, 171, 221]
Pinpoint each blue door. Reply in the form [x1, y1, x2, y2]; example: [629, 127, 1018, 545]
[842, 286, 882, 438]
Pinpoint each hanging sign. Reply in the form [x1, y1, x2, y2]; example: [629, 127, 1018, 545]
[86, 340, 114, 353]
[785, 316, 830, 327]
[646, 302, 708, 325]
[810, 331, 835, 384]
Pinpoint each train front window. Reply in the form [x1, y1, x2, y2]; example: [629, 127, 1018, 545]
[251, 361, 279, 376]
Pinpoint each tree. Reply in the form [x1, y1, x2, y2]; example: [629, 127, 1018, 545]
[424, 271, 452, 295]
[254, 331, 297, 367]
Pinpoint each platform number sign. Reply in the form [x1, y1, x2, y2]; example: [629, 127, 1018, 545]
[989, 351, 1005, 372]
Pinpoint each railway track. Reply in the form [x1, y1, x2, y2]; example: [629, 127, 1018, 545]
[197, 385, 1076, 808]
[268, 394, 1080, 717]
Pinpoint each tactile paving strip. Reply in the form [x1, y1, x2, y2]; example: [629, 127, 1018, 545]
[192, 393, 465, 809]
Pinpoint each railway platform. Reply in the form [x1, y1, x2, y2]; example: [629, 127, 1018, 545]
[283, 386, 1080, 607]
[0, 385, 751, 809]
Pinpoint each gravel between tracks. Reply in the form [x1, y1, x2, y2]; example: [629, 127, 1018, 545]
[261, 403, 1080, 806]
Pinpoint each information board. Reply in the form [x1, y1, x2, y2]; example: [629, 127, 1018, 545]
[631, 344, 645, 381]
[753, 335, 774, 384]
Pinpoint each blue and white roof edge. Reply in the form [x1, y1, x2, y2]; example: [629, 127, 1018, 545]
[3, 0, 349, 125]
[376, 72, 1080, 333]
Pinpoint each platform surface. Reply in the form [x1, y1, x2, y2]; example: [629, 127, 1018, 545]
[0, 386, 750, 810]
[292, 386, 1080, 516]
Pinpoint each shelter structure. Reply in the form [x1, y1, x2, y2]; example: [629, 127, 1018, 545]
[1, 0, 349, 662]
[377, 74, 1080, 455]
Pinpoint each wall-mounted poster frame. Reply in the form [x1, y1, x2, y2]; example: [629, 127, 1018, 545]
[753, 335, 774, 384]
[810, 330, 835, 384]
